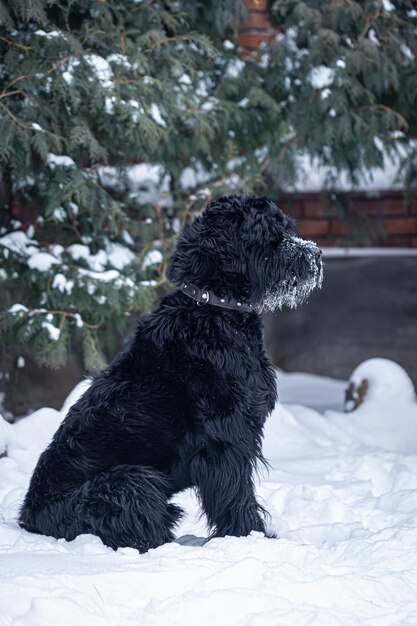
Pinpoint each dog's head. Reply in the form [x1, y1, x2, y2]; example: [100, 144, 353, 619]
[167, 195, 323, 310]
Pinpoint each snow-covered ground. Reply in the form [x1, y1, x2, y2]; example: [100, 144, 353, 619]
[2, 360, 417, 626]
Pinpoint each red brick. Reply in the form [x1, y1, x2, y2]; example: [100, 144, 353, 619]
[240, 12, 271, 30]
[331, 219, 353, 236]
[410, 198, 417, 214]
[308, 237, 334, 248]
[412, 237, 417, 247]
[244, 0, 268, 9]
[383, 217, 417, 235]
[278, 198, 305, 219]
[353, 198, 409, 216]
[304, 199, 336, 218]
[237, 32, 274, 49]
[297, 219, 330, 237]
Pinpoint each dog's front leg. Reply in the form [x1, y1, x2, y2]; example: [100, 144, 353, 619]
[191, 445, 270, 539]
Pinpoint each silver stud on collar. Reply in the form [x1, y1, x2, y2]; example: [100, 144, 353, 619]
[202, 292, 208, 300]
[237, 302, 241, 307]
[220, 298, 225, 303]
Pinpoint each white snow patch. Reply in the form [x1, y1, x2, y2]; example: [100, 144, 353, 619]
[225, 58, 245, 78]
[382, 0, 394, 10]
[285, 142, 413, 192]
[0, 231, 36, 255]
[322, 247, 417, 258]
[27, 252, 59, 272]
[349, 358, 416, 404]
[77, 268, 121, 283]
[85, 54, 113, 88]
[8, 304, 28, 315]
[52, 273, 74, 294]
[125, 163, 171, 206]
[308, 65, 335, 89]
[42, 322, 60, 341]
[47, 154, 76, 169]
[2, 363, 417, 625]
[52, 207, 66, 222]
[142, 249, 163, 269]
[149, 103, 166, 128]
[34, 30, 62, 39]
[106, 243, 136, 270]
[223, 40, 235, 51]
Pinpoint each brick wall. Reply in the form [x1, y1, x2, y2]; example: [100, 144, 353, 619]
[238, 0, 275, 51]
[278, 191, 417, 247]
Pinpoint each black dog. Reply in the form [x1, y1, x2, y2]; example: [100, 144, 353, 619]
[19, 195, 323, 552]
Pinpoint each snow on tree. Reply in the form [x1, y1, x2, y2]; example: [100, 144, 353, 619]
[262, 0, 417, 189]
[1, 0, 416, 375]
[0, 0, 281, 371]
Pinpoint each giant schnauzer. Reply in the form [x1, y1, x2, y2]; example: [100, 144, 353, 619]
[19, 195, 323, 552]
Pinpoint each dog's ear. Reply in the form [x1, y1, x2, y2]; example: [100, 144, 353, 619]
[166, 208, 242, 290]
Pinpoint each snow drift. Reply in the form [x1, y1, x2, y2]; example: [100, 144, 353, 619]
[1, 361, 417, 625]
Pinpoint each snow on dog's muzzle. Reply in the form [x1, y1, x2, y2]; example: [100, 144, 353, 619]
[263, 236, 323, 311]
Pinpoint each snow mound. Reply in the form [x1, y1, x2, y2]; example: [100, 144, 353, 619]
[349, 357, 416, 404]
[2, 366, 417, 625]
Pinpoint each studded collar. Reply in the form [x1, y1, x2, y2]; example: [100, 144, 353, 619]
[181, 282, 256, 313]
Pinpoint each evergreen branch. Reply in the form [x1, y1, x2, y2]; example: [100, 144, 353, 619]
[46, 55, 74, 76]
[3, 74, 29, 93]
[0, 89, 27, 100]
[357, 103, 408, 130]
[0, 102, 32, 130]
[143, 34, 201, 51]
[0, 35, 30, 51]
[23, 309, 103, 330]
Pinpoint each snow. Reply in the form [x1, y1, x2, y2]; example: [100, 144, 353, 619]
[322, 247, 417, 258]
[8, 304, 28, 315]
[47, 154, 76, 169]
[84, 55, 113, 89]
[52, 207, 66, 222]
[27, 252, 59, 272]
[285, 145, 412, 192]
[225, 58, 245, 78]
[52, 273, 74, 294]
[2, 360, 417, 625]
[125, 163, 171, 206]
[308, 66, 335, 89]
[106, 243, 135, 270]
[149, 103, 167, 128]
[264, 237, 323, 310]
[77, 268, 121, 283]
[0, 231, 36, 255]
[41, 321, 61, 341]
[67, 242, 135, 273]
[349, 358, 416, 404]
[142, 249, 163, 269]
[34, 30, 63, 39]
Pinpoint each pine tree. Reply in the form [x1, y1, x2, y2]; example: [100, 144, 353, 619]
[2, 0, 415, 383]
[261, 0, 417, 189]
[0, 0, 281, 373]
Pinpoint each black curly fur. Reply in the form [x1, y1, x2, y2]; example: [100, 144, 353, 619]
[19, 195, 322, 552]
